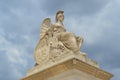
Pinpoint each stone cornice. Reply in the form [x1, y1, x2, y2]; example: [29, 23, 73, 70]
[21, 58, 113, 80]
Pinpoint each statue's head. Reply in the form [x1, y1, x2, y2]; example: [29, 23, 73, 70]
[56, 10, 64, 22]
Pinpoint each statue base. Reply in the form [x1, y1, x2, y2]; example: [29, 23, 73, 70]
[21, 52, 113, 80]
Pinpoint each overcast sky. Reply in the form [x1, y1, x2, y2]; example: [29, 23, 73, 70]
[0, 0, 120, 80]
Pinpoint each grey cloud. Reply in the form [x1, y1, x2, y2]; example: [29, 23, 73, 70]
[0, 0, 120, 80]
[0, 52, 22, 80]
[41, 0, 110, 17]
[0, 0, 45, 35]
[0, 38, 35, 80]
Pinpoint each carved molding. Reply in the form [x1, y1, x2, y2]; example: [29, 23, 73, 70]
[21, 58, 113, 80]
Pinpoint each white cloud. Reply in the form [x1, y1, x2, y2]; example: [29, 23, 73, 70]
[0, 0, 120, 80]
[0, 27, 33, 79]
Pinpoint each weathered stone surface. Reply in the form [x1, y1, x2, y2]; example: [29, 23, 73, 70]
[21, 10, 113, 80]
[34, 10, 84, 65]
[21, 58, 113, 80]
[27, 52, 98, 76]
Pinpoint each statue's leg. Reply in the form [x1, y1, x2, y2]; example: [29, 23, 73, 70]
[59, 32, 79, 53]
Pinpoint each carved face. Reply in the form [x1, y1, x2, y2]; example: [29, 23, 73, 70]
[57, 13, 64, 22]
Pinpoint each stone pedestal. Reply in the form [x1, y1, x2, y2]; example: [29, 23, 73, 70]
[21, 54, 113, 80]
[48, 69, 100, 80]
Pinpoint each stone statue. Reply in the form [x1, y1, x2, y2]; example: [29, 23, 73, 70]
[34, 10, 83, 65]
